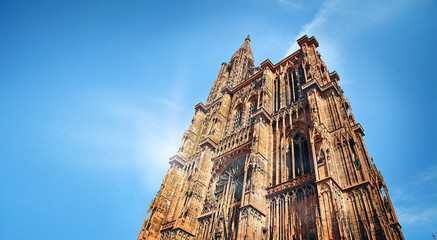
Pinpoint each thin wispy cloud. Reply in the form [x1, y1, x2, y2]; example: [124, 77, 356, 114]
[283, 0, 345, 75]
[284, 0, 334, 57]
[390, 163, 437, 226]
[44, 89, 187, 188]
[414, 163, 437, 186]
[397, 205, 437, 225]
[284, 0, 419, 76]
[99, 92, 186, 187]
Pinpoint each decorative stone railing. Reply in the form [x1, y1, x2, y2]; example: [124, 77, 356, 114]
[161, 220, 175, 231]
[266, 172, 315, 196]
[215, 125, 253, 156]
[187, 151, 202, 162]
[271, 98, 306, 119]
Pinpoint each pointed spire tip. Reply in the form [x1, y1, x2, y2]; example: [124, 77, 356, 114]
[245, 34, 251, 42]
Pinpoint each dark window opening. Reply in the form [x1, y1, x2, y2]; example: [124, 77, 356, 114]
[234, 109, 243, 130]
[249, 100, 258, 124]
[294, 133, 313, 176]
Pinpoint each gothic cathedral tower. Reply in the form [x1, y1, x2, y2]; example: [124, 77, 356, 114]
[137, 35, 404, 240]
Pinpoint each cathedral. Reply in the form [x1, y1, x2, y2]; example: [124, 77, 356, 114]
[137, 35, 404, 240]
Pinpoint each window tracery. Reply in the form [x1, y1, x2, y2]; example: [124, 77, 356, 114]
[234, 108, 243, 130]
[293, 132, 313, 176]
[249, 98, 258, 124]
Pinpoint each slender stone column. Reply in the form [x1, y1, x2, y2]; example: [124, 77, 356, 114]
[275, 197, 280, 239]
[362, 191, 377, 240]
[346, 140, 360, 182]
[273, 81, 276, 112]
[310, 130, 319, 180]
[340, 143, 353, 185]
[285, 195, 290, 240]
[282, 115, 287, 182]
[279, 198, 282, 240]
[297, 108, 302, 176]
[291, 194, 296, 238]
[290, 110, 295, 179]
[303, 63, 308, 83]
[325, 193, 333, 240]
[241, 156, 249, 205]
[276, 118, 280, 184]
[270, 121, 275, 187]
[291, 71, 295, 102]
[275, 80, 278, 111]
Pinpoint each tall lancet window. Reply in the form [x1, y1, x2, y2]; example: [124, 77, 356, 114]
[249, 98, 258, 124]
[294, 133, 312, 176]
[259, 92, 263, 107]
[179, 137, 186, 152]
[249, 100, 257, 114]
[234, 108, 243, 130]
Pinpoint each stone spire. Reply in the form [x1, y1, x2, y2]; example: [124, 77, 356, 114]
[227, 34, 255, 85]
[206, 35, 255, 104]
[230, 34, 254, 65]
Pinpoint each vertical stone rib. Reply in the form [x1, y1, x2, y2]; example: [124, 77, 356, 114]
[282, 117, 287, 182]
[339, 145, 351, 186]
[276, 120, 280, 184]
[285, 195, 290, 240]
[241, 156, 249, 205]
[290, 111, 295, 180]
[346, 140, 360, 182]
[291, 71, 295, 102]
[310, 131, 319, 180]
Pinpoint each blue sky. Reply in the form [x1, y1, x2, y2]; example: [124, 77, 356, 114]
[0, 0, 436, 239]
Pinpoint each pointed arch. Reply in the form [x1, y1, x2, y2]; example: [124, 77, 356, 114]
[293, 131, 313, 176]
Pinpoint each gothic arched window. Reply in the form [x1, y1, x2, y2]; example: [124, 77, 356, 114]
[249, 98, 258, 124]
[259, 92, 263, 107]
[179, 137, 186, 152]
[209, 118, 218, 135]
[249, 99, 257, 114]
[234, 107, 243, 130]
[293, 133, 312, 176]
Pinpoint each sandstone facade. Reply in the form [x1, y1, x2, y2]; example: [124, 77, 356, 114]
[137, 35, 404, 240]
